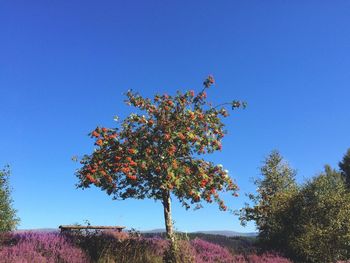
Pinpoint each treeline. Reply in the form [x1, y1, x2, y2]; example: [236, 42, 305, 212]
[241, 149, 350, 263]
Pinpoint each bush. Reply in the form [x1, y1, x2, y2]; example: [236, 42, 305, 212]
[245, 253, 292, 263]
[0, 231, 293, 263]
[0, 232, 89, 263]
[73, 232, 195, 263]
[191, 238, 234, 263]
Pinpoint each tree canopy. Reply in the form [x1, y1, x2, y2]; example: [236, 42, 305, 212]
[241, 151, 350, 263]
[287, 165, 350, 263]
[75, 76, 246, 262]
[240, 151, 297, 251]
[76, 76, 245, 210]
[339, 148, 350, 188]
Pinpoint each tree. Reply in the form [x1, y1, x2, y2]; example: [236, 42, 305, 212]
[75, 76, 245, 261]
[240, 150, 298, 251]
[287, 166, 350, 263]
[241, 151, 350, 263]
[0, 165, 19, 232]
[339, 148, 350, 188]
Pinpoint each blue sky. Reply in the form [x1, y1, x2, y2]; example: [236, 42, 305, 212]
[1, 1, 350, 232]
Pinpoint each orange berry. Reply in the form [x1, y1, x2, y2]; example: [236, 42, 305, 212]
[86, 174, 96, 184]
[110, 133, 117, 139]
[128, 149, 136, 154]
[178, 133, 186, 141]
[92, 131, 100, 138]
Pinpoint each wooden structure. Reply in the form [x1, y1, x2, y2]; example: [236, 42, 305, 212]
[59, 225, 125, 233]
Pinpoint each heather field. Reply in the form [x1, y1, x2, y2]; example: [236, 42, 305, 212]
[0, 231, 292, 263]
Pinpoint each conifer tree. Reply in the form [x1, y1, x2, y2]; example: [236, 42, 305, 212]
[339, 148, 350, 188]
[240, 150, 297, 250]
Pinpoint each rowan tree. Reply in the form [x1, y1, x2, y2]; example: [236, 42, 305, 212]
[75, 76, 245, 261]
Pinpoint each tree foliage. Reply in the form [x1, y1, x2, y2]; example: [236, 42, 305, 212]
[75, 76, 246, 257]
[339, 148, 350, 188]
[241, 151, 350, 263]
[0, 165, 19, 232]
[287, 166, 350, 263]
[240, 151, 297, 251]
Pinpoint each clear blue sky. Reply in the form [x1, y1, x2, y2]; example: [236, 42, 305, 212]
[1, 1, 350, 232]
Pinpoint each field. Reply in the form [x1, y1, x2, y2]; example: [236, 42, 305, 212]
[0, 230, 292, 263]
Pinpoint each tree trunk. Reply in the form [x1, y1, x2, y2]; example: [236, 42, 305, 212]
[162, 190, 177, 263]
[163, 190, 174, 239]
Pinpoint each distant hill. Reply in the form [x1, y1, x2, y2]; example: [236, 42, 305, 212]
[193, 230, 257, 237]
[141, 228, 165, 233]
[15, 228, 59, 233]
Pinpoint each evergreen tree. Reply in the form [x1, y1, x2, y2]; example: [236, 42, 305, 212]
[241, 152, 350, 262]
[339, 148, 350, 187]
[240, 150, 297, 251]
[0, 165, 19, 232]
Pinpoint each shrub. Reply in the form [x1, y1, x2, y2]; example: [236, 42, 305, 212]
[191, 238, 234, 263]
[0, 232, 89, 263]
[79, 233, 195, 263]
[0, 232, 293, 263]
[246, 253, 292, 263]
[66, 231, 167, 263]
